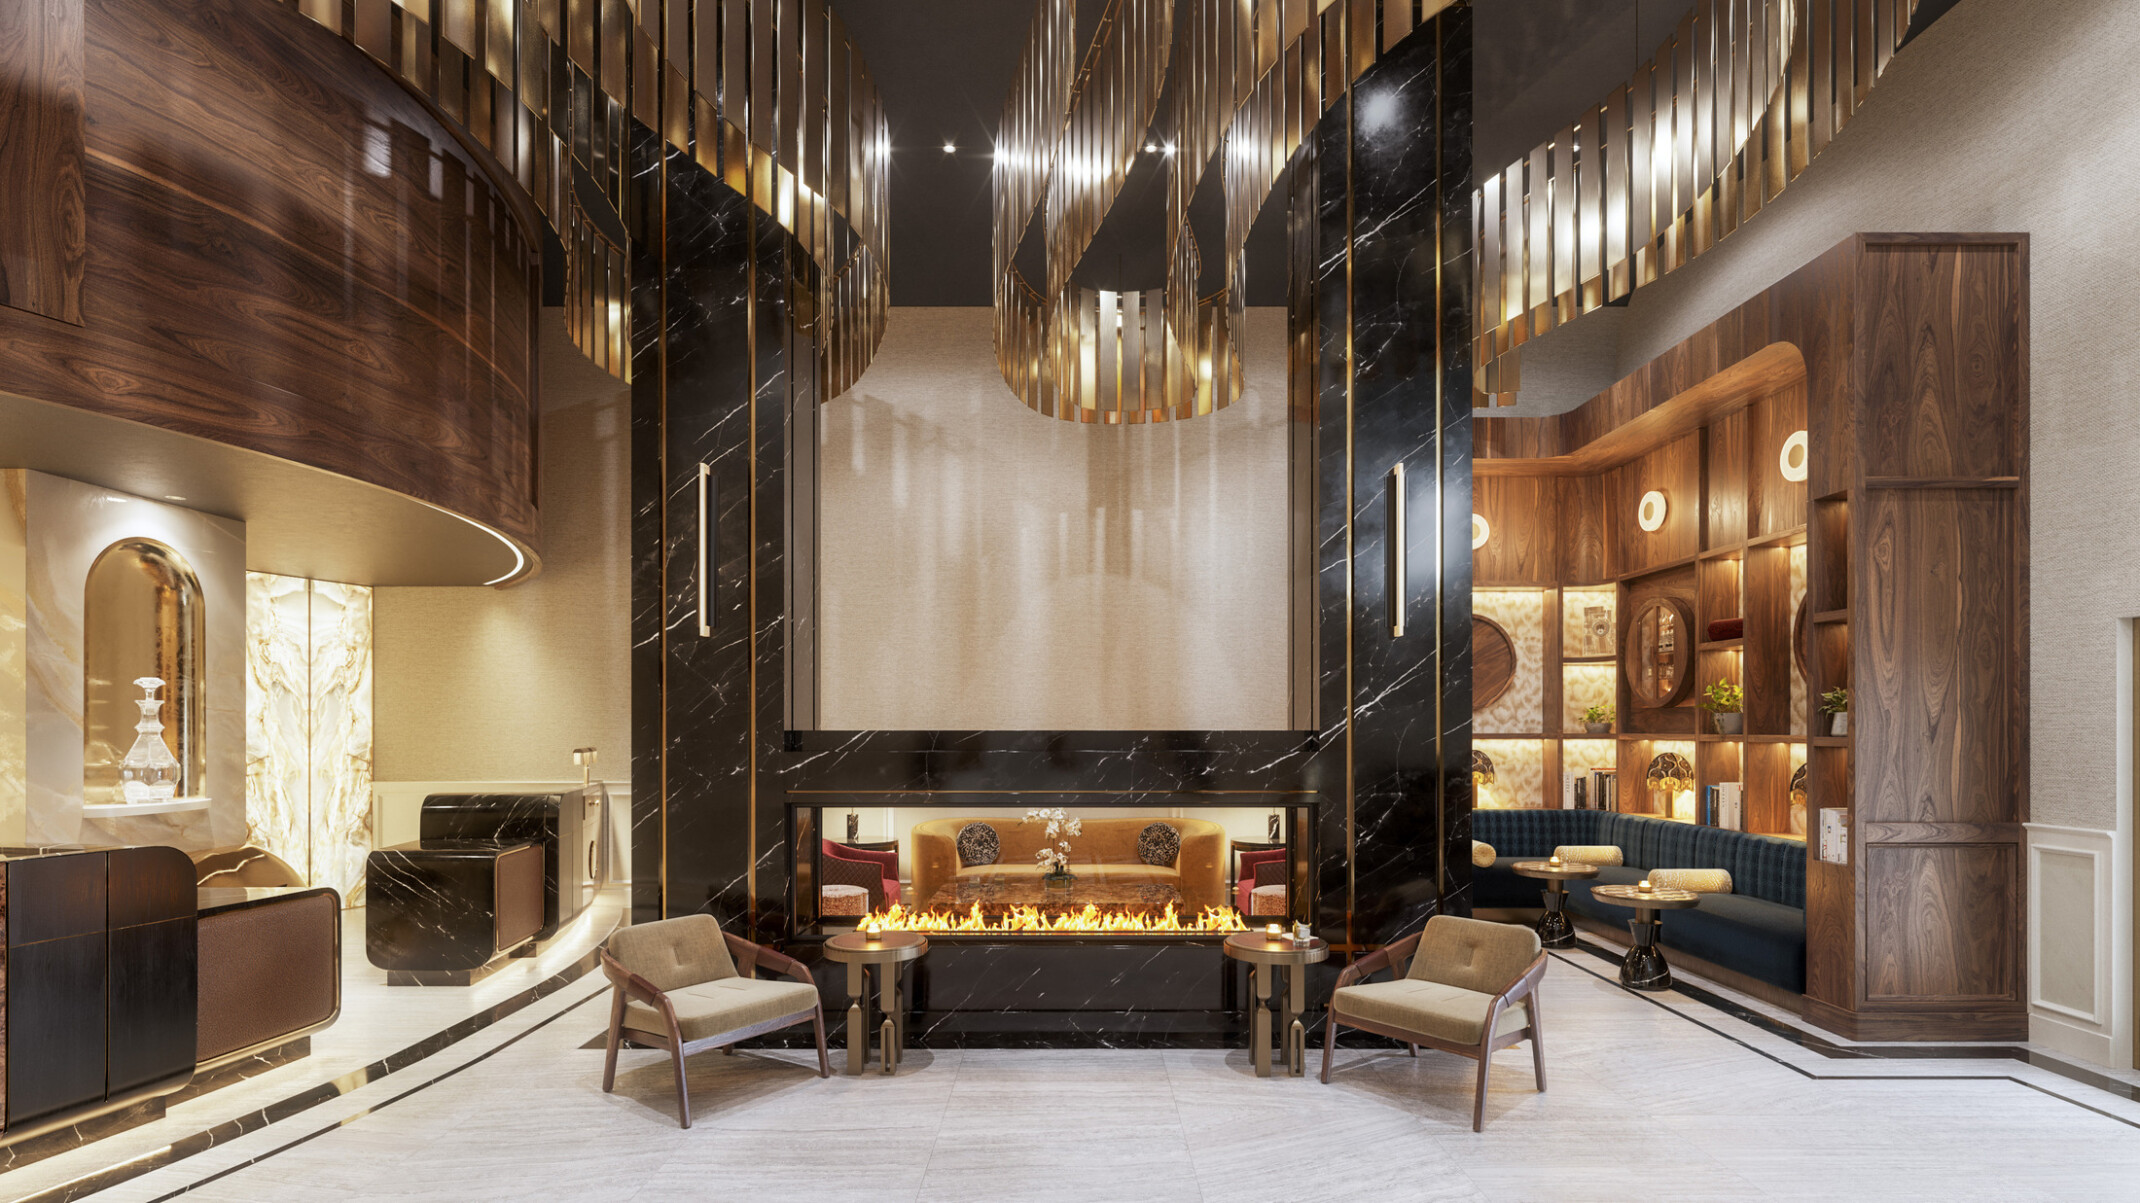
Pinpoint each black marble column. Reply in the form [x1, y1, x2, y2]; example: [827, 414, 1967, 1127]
[629, 7, 1472, 1022]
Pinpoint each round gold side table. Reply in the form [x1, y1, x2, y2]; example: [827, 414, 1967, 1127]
[1510, 860, 1601, 949]
[1222, 931, 1329, 1077]
[1589, 884, 1701, 991]
[822, 932, 927, 1075]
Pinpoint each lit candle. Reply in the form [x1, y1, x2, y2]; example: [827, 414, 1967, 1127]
[1548, 854, 1562, 867]
[863, 919, 882, 942]
[1638, 879, 1653, 893]
[1266, 923, 1282, 939]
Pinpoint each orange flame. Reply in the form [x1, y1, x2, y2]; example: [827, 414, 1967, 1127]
[862, 901, 1249, 934]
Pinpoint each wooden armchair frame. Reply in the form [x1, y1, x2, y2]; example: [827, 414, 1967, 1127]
[600, 930, 830, 1128]
[1319, 931, 1550, 1131]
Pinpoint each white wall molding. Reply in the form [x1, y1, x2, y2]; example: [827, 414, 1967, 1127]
[2026, 821, 2120, 1066]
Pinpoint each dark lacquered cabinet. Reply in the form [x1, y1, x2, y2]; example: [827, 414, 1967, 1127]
[420, 793, 589, 938]
[2, 846, 197, 1143]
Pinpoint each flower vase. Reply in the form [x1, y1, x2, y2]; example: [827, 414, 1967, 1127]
[1043, 868, 1076, 891]
[1714, 712, 1743, 735]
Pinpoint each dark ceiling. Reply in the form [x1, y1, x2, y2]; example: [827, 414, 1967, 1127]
[836, 1, 1962, 309]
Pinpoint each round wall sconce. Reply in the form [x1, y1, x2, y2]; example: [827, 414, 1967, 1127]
[1472, 513, 1491, 549]
[1637, 490, 1669, 533]
[1779, 430, 1809, 482]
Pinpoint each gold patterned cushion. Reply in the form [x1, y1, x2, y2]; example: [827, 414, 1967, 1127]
[1471, 840, 1496, 868]
[1648, 867, 1733, 894]
[1406, 915, 1541, 993]
[1553, 844, 1623, 867]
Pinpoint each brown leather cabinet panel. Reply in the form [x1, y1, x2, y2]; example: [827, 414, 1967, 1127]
[493, 845, 546, 952]
[196, 892, 340, 1066]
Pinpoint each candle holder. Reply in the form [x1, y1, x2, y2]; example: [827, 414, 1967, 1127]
[1637, 879, 1654, 893]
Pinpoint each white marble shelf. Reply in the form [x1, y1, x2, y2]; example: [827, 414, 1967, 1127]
[81, 796, 212, 818]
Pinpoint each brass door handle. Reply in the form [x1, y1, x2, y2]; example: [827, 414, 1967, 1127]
[697, 462, 713, 637]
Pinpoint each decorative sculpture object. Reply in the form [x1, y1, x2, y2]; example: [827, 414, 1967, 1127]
[119, 676, 182, 803]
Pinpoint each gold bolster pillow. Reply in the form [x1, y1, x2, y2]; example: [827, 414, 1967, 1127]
[1553, 844, 1623, 867]
[1647, 867, 1733, 894]
[1471, 840, 1496, 869]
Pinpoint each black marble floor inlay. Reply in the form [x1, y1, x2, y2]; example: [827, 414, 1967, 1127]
[9, 953, 604, 1203]
[1556, 939, 2140, 1128]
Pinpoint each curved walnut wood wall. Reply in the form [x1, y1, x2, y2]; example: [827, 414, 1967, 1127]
[0, 0, 540, 566]
[1476, 233, 2029, 1042]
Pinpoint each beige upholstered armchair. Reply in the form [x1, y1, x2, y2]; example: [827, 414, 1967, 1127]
[600, 915, 829, 1127]
[1319, 915, 1548, 1131]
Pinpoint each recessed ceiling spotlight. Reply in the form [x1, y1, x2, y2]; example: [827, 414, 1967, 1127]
[1162, 142, 1176, 156]
[165, 495, 187, 502]
[942, 140, 956, 154]
[1143, 142, 1157, 153]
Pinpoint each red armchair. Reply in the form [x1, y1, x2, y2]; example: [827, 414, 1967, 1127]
[822, 840, 901, 913]
[1236, 847, 1288, 917]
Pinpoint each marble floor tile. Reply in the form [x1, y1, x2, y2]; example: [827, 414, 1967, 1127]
[31, 931, 2140, 1202]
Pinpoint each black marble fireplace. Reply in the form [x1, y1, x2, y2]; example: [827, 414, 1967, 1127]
[629, 12, 1472, 1044]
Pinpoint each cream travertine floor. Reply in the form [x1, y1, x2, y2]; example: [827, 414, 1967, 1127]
[70, 945, 2140, 1203]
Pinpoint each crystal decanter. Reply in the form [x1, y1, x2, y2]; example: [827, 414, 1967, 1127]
[119, 676, 182, 803]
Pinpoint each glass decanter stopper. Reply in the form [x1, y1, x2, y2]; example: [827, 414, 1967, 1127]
[119, 676, 181, 803]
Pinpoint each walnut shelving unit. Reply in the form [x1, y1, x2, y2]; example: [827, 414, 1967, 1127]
[1474, 234, 2029, 1042]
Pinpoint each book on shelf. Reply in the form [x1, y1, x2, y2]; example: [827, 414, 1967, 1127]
[1587, 769, 1617, 813]
[1718, 782, 1743, 831]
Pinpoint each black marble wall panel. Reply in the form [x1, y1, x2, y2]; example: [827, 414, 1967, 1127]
[631, 12, 1472, 1029]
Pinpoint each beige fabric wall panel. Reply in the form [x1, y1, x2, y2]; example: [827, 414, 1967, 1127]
[373, 313, 632, 782]
[819, 307, 1292, 731]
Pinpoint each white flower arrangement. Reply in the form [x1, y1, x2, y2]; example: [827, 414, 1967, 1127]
[1023, 807, 1082, 875]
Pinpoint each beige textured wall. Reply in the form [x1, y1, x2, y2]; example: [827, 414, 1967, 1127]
[1496, 0, 2140, 831]
[817, 307, 1293, 731]
[372, 313, 632, 781]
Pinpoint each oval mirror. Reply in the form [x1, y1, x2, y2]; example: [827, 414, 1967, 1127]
[1623, 597, 1694, 708]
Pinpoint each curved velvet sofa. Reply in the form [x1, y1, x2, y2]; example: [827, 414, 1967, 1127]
[1472, 810, 1807, 994]
[911, 816, 1229, 913]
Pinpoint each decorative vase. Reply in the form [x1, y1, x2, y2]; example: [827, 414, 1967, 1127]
[1714, 712, 1743, 735]
[1584, 722, 1611, 735]
[119, 676, 181, 803]
[1043, 869, 1075, 891]
[1830, 712, 1849, 736]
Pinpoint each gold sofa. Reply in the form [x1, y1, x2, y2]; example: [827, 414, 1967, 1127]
[910, 816, 1229, 912]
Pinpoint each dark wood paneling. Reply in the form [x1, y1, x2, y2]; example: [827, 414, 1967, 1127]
[0, 0, 86, 323]
[0, 0, 540, 544]
[7, 854, 106, 946]
[1856, 489, 2017, 825]
[1748, 379, 1809, 538]
[1554, 475, 1607, 582]
[1471, 475, 1555, 585]
[4, 932, 107, 1127]
[106, 917, 197, 1096]
[1605, 433, 1701, 577]
[1742, 544, 1792, 733]
[1863, 842, 2019, 1003]
[1857, 241, 2024, 480]
[1704, 409, 1748, 549]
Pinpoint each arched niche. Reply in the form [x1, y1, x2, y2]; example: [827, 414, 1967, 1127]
[83, 538, 206, 804]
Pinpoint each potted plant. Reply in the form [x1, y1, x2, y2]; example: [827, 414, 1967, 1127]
[1821, 687, 1850, 736]
[1699, 680, 1744, 735]
[1582, 703, 1614, 735]
[1023, 807, 1082, 890]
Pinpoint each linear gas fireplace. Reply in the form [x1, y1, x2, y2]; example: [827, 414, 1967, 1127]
[790, 795, 1316, 942]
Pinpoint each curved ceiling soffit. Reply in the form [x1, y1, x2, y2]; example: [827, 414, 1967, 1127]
[994, 0, 1459, 425]
[279, 0, 894, 401]
[1473, 0, 1929, 408]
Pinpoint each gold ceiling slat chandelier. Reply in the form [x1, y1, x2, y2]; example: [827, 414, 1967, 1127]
[269, 0, 892, 396]
[996, 0, 1456, 425]
[1473, 0, 1928, 407]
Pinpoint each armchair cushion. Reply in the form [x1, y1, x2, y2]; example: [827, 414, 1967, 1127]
[1331, 979, 1529, 1046]
[604, 914, 737, 991]
[824, 840, 898, 876]
[1406, 915, 1543, 993]
[626, 976, 821, 1042]
[1553, 844, 1624, 867]
[1235, 847, 1288, 916]
[1470, 840, 1496, 869]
